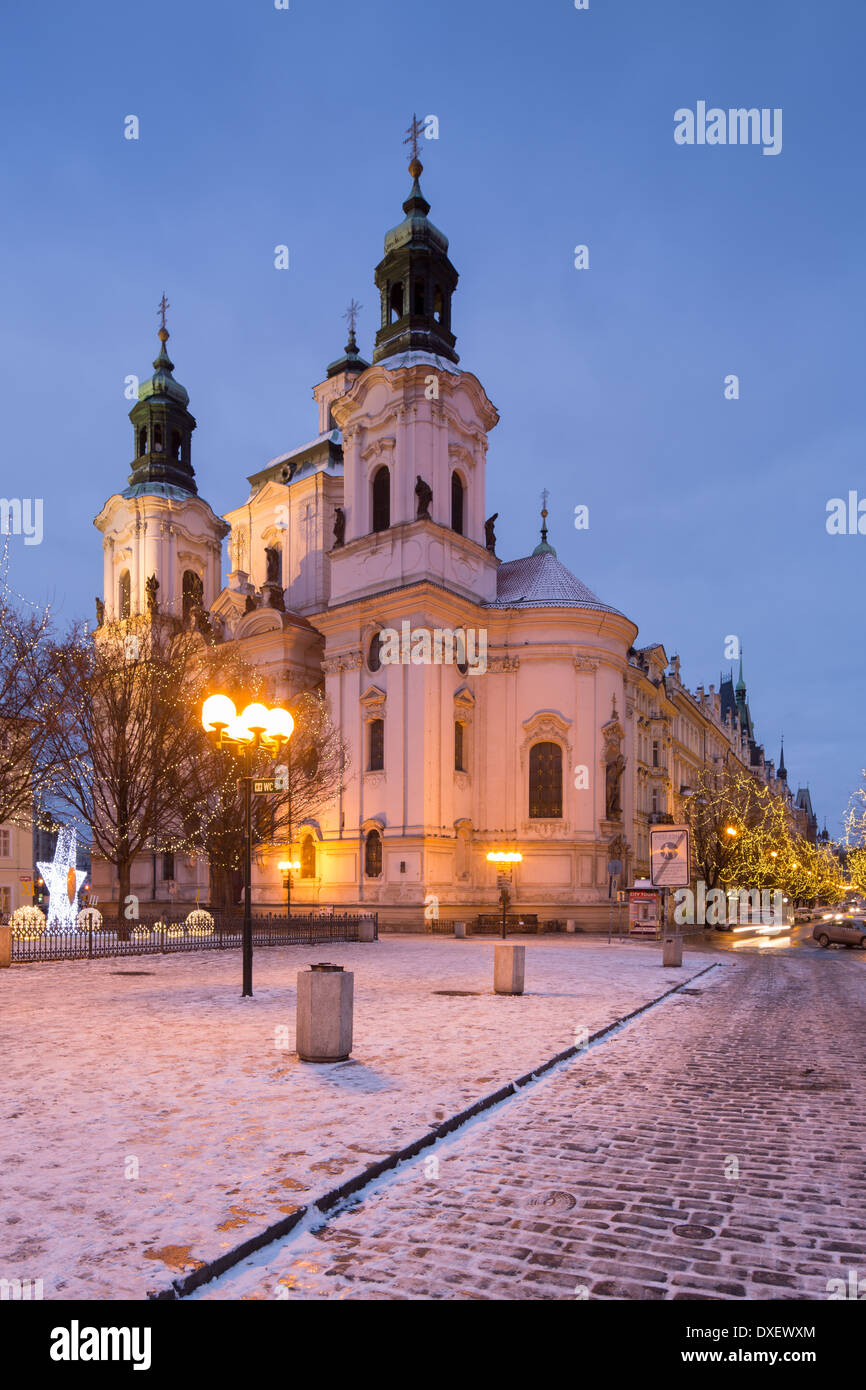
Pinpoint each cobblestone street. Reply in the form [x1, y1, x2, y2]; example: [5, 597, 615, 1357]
[199, 948, 866, 1300]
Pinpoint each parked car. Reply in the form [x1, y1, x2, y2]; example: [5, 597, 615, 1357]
[813, 915, 866, 949]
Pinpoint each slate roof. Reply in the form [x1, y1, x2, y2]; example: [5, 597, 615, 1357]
[486, 551, 625, 614]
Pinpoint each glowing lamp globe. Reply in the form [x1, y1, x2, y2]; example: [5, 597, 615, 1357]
[265, 707, 294, 744]
[240, 703, 271, 736]
[202, 694, 236, 732]
[225, 717, 254, 744]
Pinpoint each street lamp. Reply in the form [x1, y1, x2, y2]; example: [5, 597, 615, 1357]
[278, 859, 301, 918]
[486, 851, 523, 939]
[202, 694, 294, 997]
[725, 826, 738, 837]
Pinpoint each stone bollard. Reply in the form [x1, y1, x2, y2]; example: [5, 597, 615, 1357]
[0, 924, 11, 968]
[662, 934, 683, 967]
[494, 942, 525, 995]
[454, 921, 466, 939]
[296, 964, 353, 1062]
[358, 915, 376, 942]
[566, 919, 577, 934]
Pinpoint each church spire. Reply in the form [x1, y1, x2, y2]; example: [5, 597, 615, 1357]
[126, 297, 198, 496]
[778, 735, 787, 781]
[372, 117, 460, 365]
[532, 489, 557, 556]
[326, 299, 370, 380]
[735, 651, 746, 697]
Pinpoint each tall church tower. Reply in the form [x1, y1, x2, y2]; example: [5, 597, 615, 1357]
[94, 305, 228, 625]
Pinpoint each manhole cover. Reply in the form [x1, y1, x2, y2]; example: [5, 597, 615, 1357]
[433, 990, 482, 997]
[110, 971, 156, 976]
[531, 1191, 577, 1212]
[672, 1223, 714, 1240]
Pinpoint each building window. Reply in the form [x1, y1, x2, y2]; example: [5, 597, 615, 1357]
[433, 285, 443, 324]
[153, 424, 163, 453]
[389, 283, 403, 323]
[162, 851, 174, 881]
[138, 427, 148, 456]
[365, 829, 383, 878]
[372, 466, 390, 532]
[182, 569, 204, 622]
[171, 429, 182, 460]
[451, 471, 464, 536]
[368, 632, 382, 672]
[369, 719, 384, 772]
[300, 835, 316, 879]
[0, 828, 10, 858]
[651, 788, 659, 815]
[454, 721, 465, 772]
[529, 741, 563, 819]
[652, 740, 659, 767]
[413, 281, 425, 315]
[118, 570, 131, 620]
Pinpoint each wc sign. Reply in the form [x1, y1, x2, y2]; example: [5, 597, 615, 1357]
[650, 826, 691, 888]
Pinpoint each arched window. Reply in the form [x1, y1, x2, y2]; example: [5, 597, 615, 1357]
[365, 829, 383, 878]
[182, 569, 204, 622]
[413, 281, 425, 316]
[368, 631, 382, 672]
[451, 471, 464, 535]
[369, 719, 384, 772]
[300, 835, 316, 878]
[171, 429, 182, 460]
[372, 466, 390, 533]
[153, 424, 163, 453]
[455, 629, 469, 677]
[454, 721, 465, 772]
[118, 570, 131, 620]
[529, 741, 563, 819]
[389, 283, 403, 323]
[138, 427, 148, 456]
[433, 285, 443, 324]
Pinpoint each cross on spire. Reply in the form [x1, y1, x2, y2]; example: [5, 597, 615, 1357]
[344, 299, 362, 336]
[157, 293, 170, 333]
[404, 113, 425, 166]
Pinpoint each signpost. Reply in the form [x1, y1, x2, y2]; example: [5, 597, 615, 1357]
[649, 825, 691, 936]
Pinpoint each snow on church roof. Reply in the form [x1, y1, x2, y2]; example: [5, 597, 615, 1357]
[487, 551, 625, 615]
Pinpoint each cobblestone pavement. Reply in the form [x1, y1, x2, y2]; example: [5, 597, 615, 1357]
[198, 950, 866, 1300]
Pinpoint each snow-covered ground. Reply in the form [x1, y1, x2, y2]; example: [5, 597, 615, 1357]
[0, 934, 717, 1299]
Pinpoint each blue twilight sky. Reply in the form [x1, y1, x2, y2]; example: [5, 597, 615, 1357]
[0, 0, 863, 832]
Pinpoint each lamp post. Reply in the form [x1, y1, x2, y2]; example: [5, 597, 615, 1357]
[202, 694, 294, 997]
[486, 851, 523, 939]
[278, 859, 301, 919]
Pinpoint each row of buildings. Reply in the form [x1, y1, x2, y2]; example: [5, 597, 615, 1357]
[77, 146, 820, 928]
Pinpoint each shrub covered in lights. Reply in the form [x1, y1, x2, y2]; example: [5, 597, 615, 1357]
[11, 906, 47, 939]
[77, 907, 103, 933]
[185, 909, 214, 936]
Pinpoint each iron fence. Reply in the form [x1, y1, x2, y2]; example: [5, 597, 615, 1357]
[10, 909, 377, 964]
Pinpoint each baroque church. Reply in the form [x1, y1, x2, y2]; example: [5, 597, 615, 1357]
[91, 149, 814, 927]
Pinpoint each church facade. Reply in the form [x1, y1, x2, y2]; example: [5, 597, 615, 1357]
[91, 152, 812, 927]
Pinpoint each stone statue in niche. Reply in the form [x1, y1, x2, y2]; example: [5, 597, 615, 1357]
[265, 546, 281, 585]
[333, 506, 345, 548]
[605, 752, 625, 819]
[415, 475, 433, 519]
[94, 597, 104, 627]
[484, 513, 498, 553]
[145, 574, 159, 615]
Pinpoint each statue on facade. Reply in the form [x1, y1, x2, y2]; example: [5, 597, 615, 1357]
[605, 751, 626, 819]
[415, 475, 433, 519]
[244, 594, 258, 613]
[484, 513, 498, 553]
[265, 546, 281, 585]
[145, 574, 160, 616]
[94, 597, 104, 627]
[333, 506, 345, 548]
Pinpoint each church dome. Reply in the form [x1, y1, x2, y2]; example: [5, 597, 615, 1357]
[487, 550, 624, 615]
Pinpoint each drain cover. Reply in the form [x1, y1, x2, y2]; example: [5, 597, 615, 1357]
[531, 1191, 577, 1211]
[433, 990, 482, 997]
